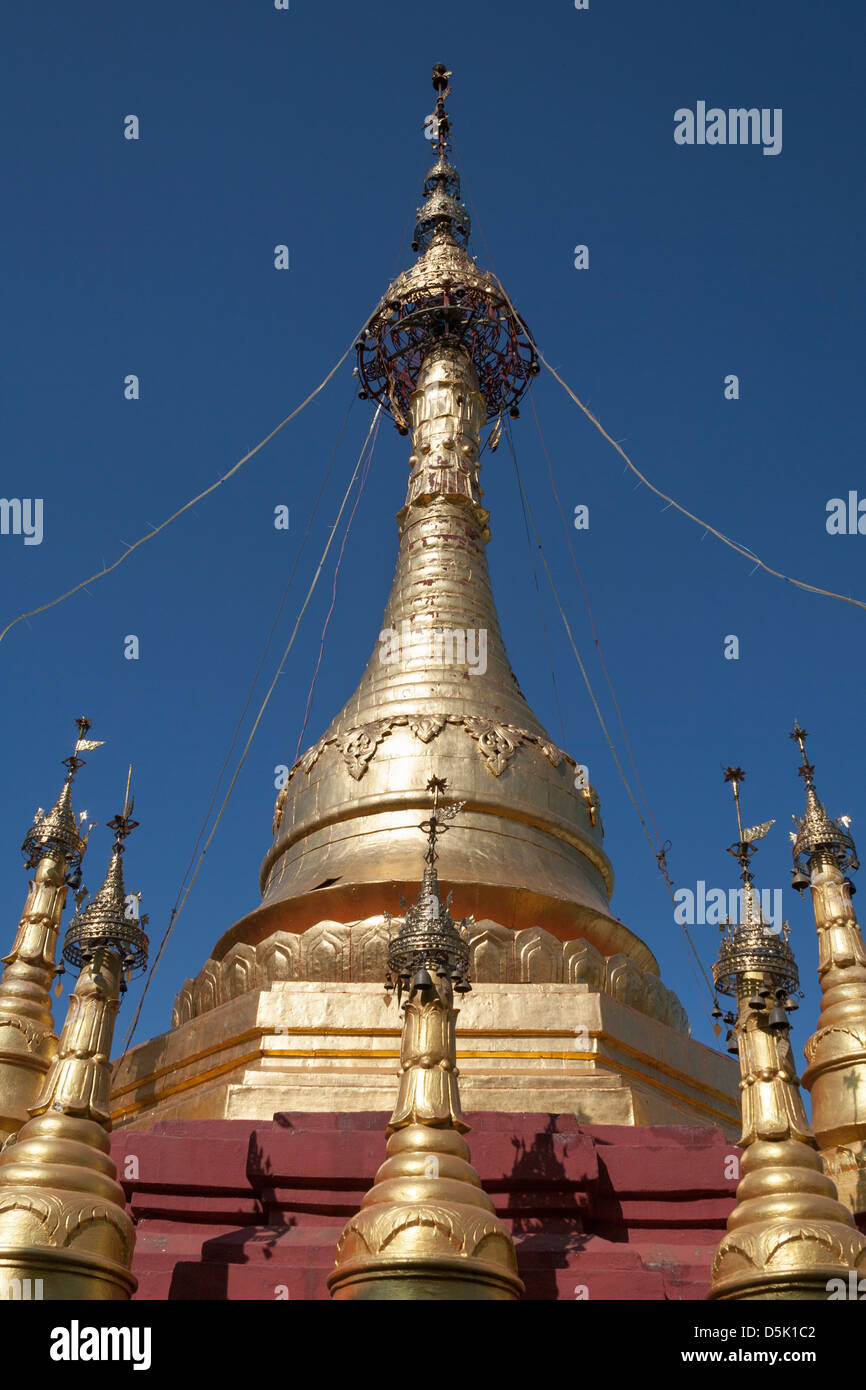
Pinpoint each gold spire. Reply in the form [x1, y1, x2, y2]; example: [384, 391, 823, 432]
[0, 718, 92, 1143]
[708, 768, 866, 1300]
[216, 65, 656, 979]
[790, 723, 866, 1214]
[0, 781, 148, 1299]
[328, 779, 523, 1300]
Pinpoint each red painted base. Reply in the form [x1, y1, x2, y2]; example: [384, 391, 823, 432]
[109, 1113, 751, 1300]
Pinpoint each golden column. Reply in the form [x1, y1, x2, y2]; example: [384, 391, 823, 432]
[0, 781, 148, 1299]
[0, 718, 94, 1144]
[790, 723, 866, 1214]
[329, 778, 523, 1300]
[708, 767, 865, 1300]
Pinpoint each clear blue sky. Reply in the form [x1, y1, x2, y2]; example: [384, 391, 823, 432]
[2, 0, 864, 1069]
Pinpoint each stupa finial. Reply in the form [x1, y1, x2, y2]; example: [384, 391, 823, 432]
[0, 776, 148, 1299]
[789, 723, 859, 885]
[355, 64, 537, 431]
[0, 718, 99, 1144]
[385, 776, 471, 1005]
[410, 65, 470, 255]
[328, 777, 522, 1300]
[709, 765, 865, 1300]
[789, 726, 866, 1215]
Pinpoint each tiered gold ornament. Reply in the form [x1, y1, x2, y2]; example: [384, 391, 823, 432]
[708, 768, 866, 1300]
[790, 723, 866, 1213]
[223, 62, 651, 974]
[328, 778, 523, 1300]
[0, 719, 94, 1144]
[0, 781, 148, 1299]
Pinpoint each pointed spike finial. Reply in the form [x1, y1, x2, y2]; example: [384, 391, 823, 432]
[63, 774, 147, 975]
[21, 718, 98, 872]
[790, 726, 859, 876]
[106, 765, 138, 853]
[790, 720, 816, 788]
[386, 778, 470, 1002]
[431, 64, 453, 158]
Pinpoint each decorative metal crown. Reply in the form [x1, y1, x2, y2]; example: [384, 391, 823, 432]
[22, 779, 87, 872]
[385, 777, 471, 1000]
[713, 916, 799, 1000]
[21, 717, 96, 871]
[355, 65, 538, 428]
[713, 766, 799, 1000]
[413, 153, 470, 254]
[63, 779, 148, 974]
[790, 723, 859, 876]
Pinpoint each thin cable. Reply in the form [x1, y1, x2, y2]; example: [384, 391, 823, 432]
[509, 441, 568, 749]
[167, 390, 357, 926]
[295, 411, 380, 759]
[505, 422, 719, 1017]
[413, 157, 719, 1018]
[529, 389, 662, 849]
[0, 310, 380, 647]
[487, 269, 866, 615]
[121, 405, 383, 1051]
[506, 421, 653, 845]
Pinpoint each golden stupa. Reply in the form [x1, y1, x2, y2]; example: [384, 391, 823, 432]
[109, 67, 738, 1134]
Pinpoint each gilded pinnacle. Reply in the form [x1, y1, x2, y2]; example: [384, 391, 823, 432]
[386, 779, 470, 1002]
[64, 782, 148, 977]
[791, 726, 866, 1214]
[790, 725, 858, 877]
[708, 766, 866, 1300]
[329, 776, 522, 1300]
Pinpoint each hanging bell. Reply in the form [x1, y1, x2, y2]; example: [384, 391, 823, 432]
[767, 1006, 789, 1031]
[412, 966, 433, 991]
[790, 868, 811, 893]
[725, 1030, 739, 1055]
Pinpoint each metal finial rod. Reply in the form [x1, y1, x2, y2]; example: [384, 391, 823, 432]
[723, 766, 753, 884]
[724, 766, 746, 840]
[723, 766, 775, 890]
[431, 64, 452, 159]
[790, 721, 815, 786]
[61, 715, 93, 780]
[106, 765, 138, 851]
[419, 776, 463, 866]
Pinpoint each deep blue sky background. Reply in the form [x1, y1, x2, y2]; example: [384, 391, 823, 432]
[2, 1, 864, 1072]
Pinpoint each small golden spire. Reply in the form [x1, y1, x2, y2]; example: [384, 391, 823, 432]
[709, 767, 866, 1299]
[789, 724, 866, 1214]
[328, 779, 523, 1300]
[0, 779, 148, 1299]
[0, 719, 94, 1143]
